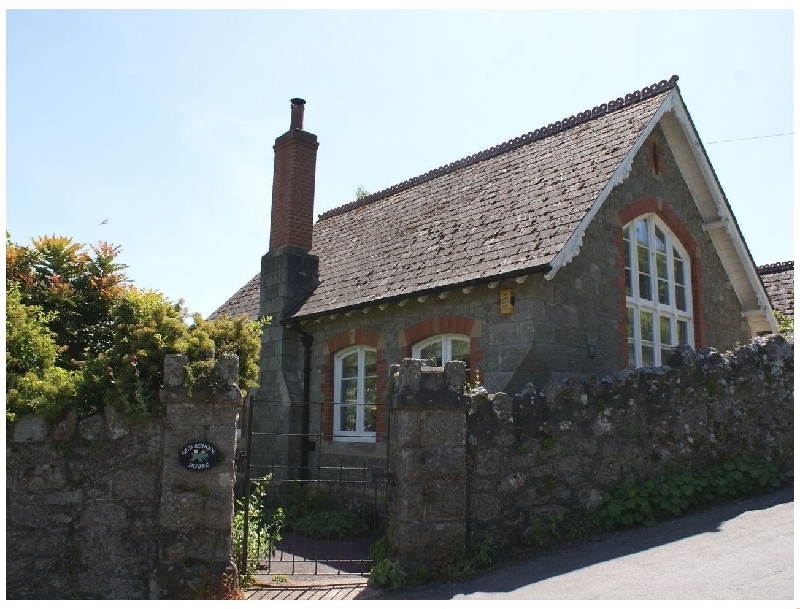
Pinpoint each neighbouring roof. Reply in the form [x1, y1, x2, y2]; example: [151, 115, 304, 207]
[210, 76, 778, 334]
[758, 261, 794, 318]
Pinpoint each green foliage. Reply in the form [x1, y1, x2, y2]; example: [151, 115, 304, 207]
[232, 480, 285, 587]
[432, 537, 495, 582]
[354, 185, 371, 200]
[525, 511, 566, 547]
[774, 309, 793, 335]
[7, 234, 129, 367]
[278, 483, 377, 539]
[465, 369, 483, 393]
[5, 283, 80, 421]
[368, 559, 407, 590]
[597, 456, 782, 529]
[540, 434, 557, 450]
[521, 456, 783, 551]
[289, 509, 368, 538]
[6, 233, 263, 422]
[369, 535, 387, 562]
[186, 313, 263, 393]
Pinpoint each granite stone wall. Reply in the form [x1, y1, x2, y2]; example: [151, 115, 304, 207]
[386, 334, 793, 564]
[6, 356, 242, 600]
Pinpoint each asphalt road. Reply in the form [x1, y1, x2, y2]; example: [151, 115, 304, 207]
[383, 485, 794, 601]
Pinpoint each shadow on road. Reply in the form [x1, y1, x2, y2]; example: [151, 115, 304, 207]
[377, 485, 793, 600]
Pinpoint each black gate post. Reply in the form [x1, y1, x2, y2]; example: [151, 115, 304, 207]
[240, 394, 256, 574]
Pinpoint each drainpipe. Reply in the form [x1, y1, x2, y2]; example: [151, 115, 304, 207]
[293, 322, 314, 480]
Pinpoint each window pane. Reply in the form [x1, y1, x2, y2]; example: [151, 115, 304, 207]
[660, 316, 673, 346]
[339, 404, 357, 432]
[627, 307, 636, 367]
[678, 320, 689, 345]
[627, 307, 635, 340]
[655, 228, 668, 305]
[656, 253, 668, 281]
[654, 226, 667, 253]
[364, 377, 377, 405]
[340, 378, 358, 403]
[660, 315, 672, 364]
[636, 219, 648, 245]
[675, 285, 686, 312]
[657, 278, 669, 305]
[450, 339, 471, 370]
[341, 352, 359, 378]
[674, 253, 687, 311]
[624, 231, 633, 297]
[363, 405, 377, 432]
[642, 344, 654, 367]
[420, 342, 443, 366]
[673, 250, 685, 281]
[640, 311, 654, 342]
[364, 349, 377, 377]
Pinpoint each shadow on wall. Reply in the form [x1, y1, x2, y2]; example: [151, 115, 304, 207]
[504, 344, 552, 396]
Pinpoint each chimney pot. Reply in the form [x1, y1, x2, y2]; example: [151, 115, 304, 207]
[290, 98, 306, 130]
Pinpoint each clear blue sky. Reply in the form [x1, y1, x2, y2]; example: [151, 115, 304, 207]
[5, 9, 795, 319]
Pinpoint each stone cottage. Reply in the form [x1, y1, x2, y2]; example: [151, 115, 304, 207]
[211, 76, 777, 470]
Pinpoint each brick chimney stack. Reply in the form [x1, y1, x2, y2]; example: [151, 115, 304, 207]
[269, 98, 319, 252]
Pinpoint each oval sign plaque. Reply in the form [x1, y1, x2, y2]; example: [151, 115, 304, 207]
[179, 441, 220, 471]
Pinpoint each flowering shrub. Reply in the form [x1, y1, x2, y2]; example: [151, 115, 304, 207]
[6, 233, 263, 422]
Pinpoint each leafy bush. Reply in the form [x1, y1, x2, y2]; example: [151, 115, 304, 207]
[232, 480, 284, 587]
[5, 283, 80, 421]
[6, 233, 263, 422]
[368, 559, 407, 590]
[597, 456, 782, 529]
[289, 509, 368, 538]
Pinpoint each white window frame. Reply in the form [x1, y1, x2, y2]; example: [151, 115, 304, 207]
[333, 345, 377, 442]
[624, 214, 694, 368]
[412, 334, 471, 368]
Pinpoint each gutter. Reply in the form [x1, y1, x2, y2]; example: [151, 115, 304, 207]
[292, 321, 314, 480]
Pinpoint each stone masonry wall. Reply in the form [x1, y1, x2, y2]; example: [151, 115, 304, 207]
[386, 334, 793, 564]
[467, 334, 793, 549]
[6, 356, 242, 600]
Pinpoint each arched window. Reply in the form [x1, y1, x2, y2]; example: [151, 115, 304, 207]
[412, 334, 471, 370]
[333, 346, 377, 441]
[624, 214, 693, 367]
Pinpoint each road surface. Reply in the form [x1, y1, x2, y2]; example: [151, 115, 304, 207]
[384, 485, 793, 601]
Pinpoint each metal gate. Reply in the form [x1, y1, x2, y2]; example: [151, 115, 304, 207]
[238, 396, 389, 580]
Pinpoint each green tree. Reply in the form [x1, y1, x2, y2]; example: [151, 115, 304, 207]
[6, 234, 129, 368]
[6, 233, 263, 422]
[5, 283, 79, 420]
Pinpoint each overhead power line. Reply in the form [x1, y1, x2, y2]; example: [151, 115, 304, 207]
[705, 132, 793, 145]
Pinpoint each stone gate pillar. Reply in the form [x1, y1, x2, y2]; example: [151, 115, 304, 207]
[387, 359, 468, 568]
[152, 354, 242, 599]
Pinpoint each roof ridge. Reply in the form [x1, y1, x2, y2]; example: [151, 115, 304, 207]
[758, 261, 794, 274]
[318, 75, 680, 222]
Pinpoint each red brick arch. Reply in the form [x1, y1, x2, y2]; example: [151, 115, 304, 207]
[400, 315, 484, 380]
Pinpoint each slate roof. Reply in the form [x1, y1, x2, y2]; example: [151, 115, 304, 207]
[758, 261, 794, 318]
[211, 77, 679, 322]
[209, 273, 259, 320]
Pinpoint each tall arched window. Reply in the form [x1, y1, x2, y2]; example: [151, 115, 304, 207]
[412, 334, 471, 370]
[333, 346, 377, 441]
[624, 214, 693, 367]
